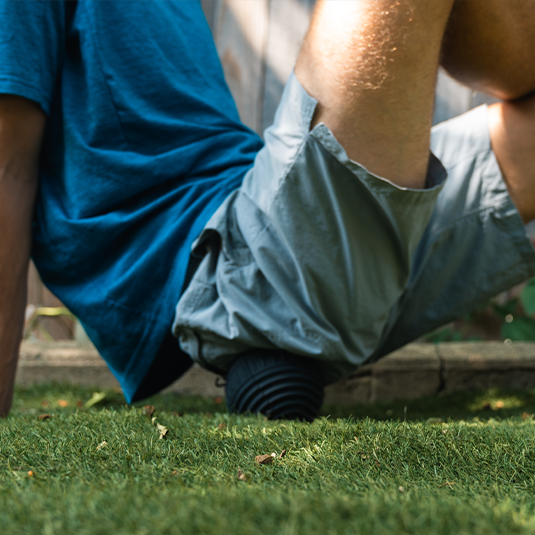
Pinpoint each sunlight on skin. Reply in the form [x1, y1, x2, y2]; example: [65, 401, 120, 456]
[295, 0, 455, 189]
[303, 0, 413, 95]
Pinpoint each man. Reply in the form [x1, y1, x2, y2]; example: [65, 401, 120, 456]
[2, 1, 535, 420]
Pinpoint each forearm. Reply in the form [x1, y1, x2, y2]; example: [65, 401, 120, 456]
[0, 175, 37, 416]
[0, 95, 45, 416]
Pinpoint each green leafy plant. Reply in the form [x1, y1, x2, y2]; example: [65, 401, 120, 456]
[426, 276, 535, 343]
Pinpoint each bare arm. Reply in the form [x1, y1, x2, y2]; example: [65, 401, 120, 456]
[0, 95, 46, 417]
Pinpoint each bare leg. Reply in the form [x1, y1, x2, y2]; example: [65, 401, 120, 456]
[442, 0, 535, 101]
[295, 0, 455, 189]
[440, 1, 535, 224]
[488, 96, 535, 224]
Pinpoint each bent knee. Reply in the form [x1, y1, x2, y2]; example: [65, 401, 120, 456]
[441, 59, 535, 103]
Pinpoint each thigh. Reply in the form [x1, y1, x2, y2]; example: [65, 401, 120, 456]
[374, 105, 535, 360]
[442, 0, 535, 100]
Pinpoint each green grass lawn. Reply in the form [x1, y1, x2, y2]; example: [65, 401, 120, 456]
[2, 384, 535, 535]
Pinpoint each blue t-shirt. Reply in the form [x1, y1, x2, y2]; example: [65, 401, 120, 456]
[0, 0, 263, 402]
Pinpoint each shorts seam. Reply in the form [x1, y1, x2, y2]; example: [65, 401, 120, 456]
[428, 199, 509, 237]
[442, 147, 492, 175]
[310, 125, 445, 197]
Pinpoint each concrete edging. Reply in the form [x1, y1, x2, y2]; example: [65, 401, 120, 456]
[16, 341, 535, 405]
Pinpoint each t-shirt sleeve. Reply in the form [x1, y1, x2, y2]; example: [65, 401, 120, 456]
[0, 1, 68, 114]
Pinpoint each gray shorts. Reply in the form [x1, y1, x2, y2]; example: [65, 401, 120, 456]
[173, 72, 535, 383]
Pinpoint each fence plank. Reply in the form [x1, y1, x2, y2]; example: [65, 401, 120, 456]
[434, 69, 473, 125]
[27, 262, 73, 340]
[208, 0, 270, 132]
[434, 69, 499, 125]
[27, 261, 44, 307]
[200, 0, 217, 29]
[261, 0, 316, 132]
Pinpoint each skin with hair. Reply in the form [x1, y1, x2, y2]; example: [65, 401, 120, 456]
[2, 1, 535, 415]
[296, 0, 456, 189]
[0, 96, 45, 416]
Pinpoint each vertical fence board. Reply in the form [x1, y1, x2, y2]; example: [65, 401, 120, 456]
[27, 261, 73, 340]
[200, 0, 217, 29]
[434, 69, 499, 125]
[434, 69, 473, 125]
[208, 0, 270, 133]
[261, 0, 316, 132]
[27, 261, 44, 306]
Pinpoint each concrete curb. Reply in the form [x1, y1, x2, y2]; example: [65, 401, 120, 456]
[16, 341, 535, 405]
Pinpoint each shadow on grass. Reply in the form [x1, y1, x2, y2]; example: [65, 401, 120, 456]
[322, 388, 535, 422]
[12, 382, 535, 422]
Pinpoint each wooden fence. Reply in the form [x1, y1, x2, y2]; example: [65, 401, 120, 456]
[26, 0, 499, 337]
[200, 0, 498, 132]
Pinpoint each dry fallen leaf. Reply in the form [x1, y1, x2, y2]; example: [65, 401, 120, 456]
[38, 414, 53, 420]
[96, 441, 108, 451]
[142, 405, 155, 417]
[58, 400, 69, 407]
[255, 454, 274, 465]
[214, 397, 223, 405]
[398, 486, 404, 493]
[375, 460, 381, 467]
[237, 469, 247, 481]
[218, 423, 226, 430]
[171, 470, 178, 476]
[495, 401, 504, 409]
[41, 401, 48, 407]
[279, 449, 287, 459]
[85, 392, 107, 409]
[440, 482, 455, 487]
[522, 411, 531, 420]
[157, 424, 169, 439]
[76, 400, 84, 408]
